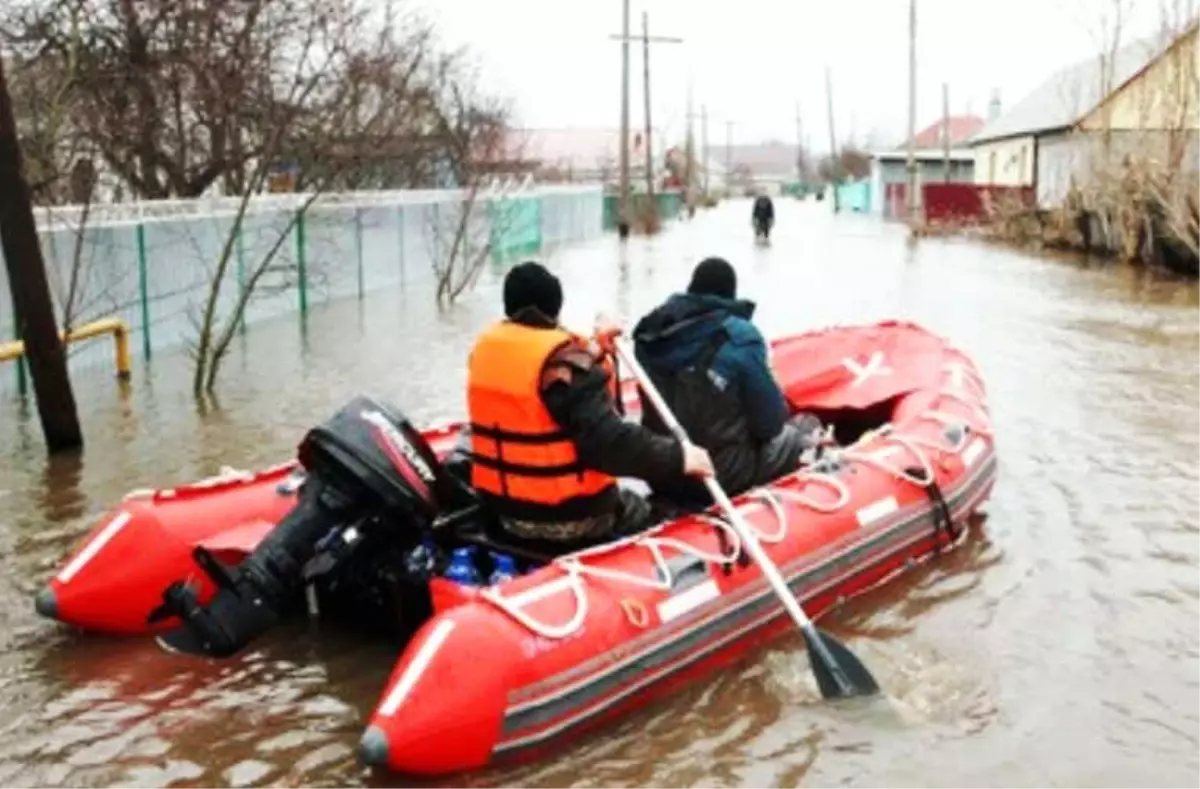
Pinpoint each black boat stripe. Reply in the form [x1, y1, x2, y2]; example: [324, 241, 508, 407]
[495, 452, 997, 751]
[504, 448, 995, 714]
[508, 448, 992, 705]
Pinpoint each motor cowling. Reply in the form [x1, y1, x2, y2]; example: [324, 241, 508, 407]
[154, 395, 451, 658]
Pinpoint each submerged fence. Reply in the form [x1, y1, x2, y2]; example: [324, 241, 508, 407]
[0, 184, 604, 396]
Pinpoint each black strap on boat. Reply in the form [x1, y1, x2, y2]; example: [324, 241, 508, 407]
[908, 466, 957, 554]
[707, 512, 750, 573]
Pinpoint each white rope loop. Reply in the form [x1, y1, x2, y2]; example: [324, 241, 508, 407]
[742, 489, 789, 543]
[555, 544, 672, 592]
[773, 470, 852, 513]
[478, 570, 590, 640]
[477, 362, 992, 640]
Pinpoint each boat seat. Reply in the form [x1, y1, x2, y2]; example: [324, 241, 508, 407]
[454, 516, 615, 567]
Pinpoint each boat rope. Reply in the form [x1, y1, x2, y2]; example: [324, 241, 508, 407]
[123, 463, 296, 502]
[477, 359, 995, 640]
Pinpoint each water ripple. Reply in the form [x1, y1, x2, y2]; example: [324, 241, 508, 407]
[1, 200, 1196, 787]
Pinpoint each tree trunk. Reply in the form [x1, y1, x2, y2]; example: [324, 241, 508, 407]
[0, 58, 83, 452]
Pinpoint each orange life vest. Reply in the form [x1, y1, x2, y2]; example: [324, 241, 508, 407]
[467, 320, 616, 521]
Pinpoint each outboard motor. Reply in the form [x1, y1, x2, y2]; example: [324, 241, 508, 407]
[152, 395, 453, 658]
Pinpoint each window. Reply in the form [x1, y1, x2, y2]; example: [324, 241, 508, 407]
[988, 150, 997, 183]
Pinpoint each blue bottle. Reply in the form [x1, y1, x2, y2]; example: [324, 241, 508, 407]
[444, 546, 482, 586]
[488, 552, 517, 586]
[403, 537, 440, 582]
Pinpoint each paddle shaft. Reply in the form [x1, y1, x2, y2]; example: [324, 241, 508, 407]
[614, 341, 828, 642]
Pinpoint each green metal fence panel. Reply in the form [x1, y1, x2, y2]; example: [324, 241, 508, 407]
[601, 190, 685, 230]
[491, 196, 541, 260]
[835, 181, 872, 213]
[0, 186, 605, 396]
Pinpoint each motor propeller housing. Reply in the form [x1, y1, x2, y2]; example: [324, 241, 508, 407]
[153, 395, 452, 658]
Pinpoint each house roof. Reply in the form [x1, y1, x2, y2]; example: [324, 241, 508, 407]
[504, 127, 666, 170]
[724, 142, 801, 176]
[970, 31, 1178, 145]
[871, 148, 975, 163]
[906, 115, 986, 148]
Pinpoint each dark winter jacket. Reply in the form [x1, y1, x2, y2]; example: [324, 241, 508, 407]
[632, 292, 789, 498]
[752, 196, 774, 224]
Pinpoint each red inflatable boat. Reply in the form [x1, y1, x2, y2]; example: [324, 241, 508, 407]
[36, 320, 998, 776]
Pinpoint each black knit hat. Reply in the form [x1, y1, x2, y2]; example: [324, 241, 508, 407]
[503, 261, 563, 320]
[687, 257, 737, 300]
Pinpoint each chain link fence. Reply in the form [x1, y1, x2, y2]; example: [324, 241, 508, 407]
[0, 185, 603, 396]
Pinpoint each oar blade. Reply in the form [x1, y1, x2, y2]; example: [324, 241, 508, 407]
[803, 626, 881, 699]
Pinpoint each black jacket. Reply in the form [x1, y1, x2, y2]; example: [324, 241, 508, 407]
[632, 292, 789, 499]
[752, 196, 774, 223]
[517, 310, 685, 493]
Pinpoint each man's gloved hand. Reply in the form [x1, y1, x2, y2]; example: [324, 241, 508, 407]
[592, 312, 623, 354]
[681, 442, 715, 478]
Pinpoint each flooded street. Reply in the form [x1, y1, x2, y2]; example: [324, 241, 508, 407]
[1, 198, 1196, 787]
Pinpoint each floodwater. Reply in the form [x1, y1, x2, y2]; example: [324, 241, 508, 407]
[0, 199, 1196, 788]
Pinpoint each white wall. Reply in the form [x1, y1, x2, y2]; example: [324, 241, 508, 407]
[1036, 131, 1084, 208]
[972, 135, 1037, 186]
[1036, 128, 1200, 208]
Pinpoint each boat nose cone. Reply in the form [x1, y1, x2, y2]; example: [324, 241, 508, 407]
[358, 725, 390, 767]
[34, 586, 58, 620]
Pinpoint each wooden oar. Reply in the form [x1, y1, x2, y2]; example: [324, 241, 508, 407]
[615, 338, 880, 699]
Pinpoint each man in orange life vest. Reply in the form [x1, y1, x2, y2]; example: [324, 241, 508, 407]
[465, 261, 715, 546]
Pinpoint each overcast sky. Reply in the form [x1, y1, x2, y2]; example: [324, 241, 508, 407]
[413, 0, 1179, 151]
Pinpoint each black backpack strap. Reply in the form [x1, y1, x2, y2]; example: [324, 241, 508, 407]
[691, 326, 730, 373]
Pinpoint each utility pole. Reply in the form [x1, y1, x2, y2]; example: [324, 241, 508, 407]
[700, 104, 710, 196]
[905, 0, 919, 219]
[825, 67, 840, 213]
[725, 120, 733, 194]
[942, 82, 951, 182]
[617, 0, 631, 237]
[685, 80, 696, 213]
[641, 11, 654, 200]
[609, 10, 682, 230]
[0, 56, 83, 452]
[794, 101, 804, 183]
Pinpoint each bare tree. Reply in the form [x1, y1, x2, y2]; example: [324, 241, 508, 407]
[3, 0, 255, 198]
[3, 0, 519, 397]
[423, 61, 523, 307]
[3, 8, 105, 334]
[816, 146, 871, 183]
[189, 0, 452, 395]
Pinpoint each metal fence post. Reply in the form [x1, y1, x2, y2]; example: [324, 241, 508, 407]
[135, 221, 152, 360]
[397, 204, 406, 288]
[355, 206, 364, 299]
[236, 219, 247, 334]
[296, 209, 308, 318]
[11, 302, 27, 396]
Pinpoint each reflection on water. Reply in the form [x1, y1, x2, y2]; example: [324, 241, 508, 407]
[1, 200, 1197, 787]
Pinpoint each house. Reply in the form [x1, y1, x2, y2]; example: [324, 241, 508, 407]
[722, 142, 801, 194]
[869, 115, 985, 217]
[1040, 22, 1199, 206]
[507, 127, 670, 187]
[969, 22, 1198, 207]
